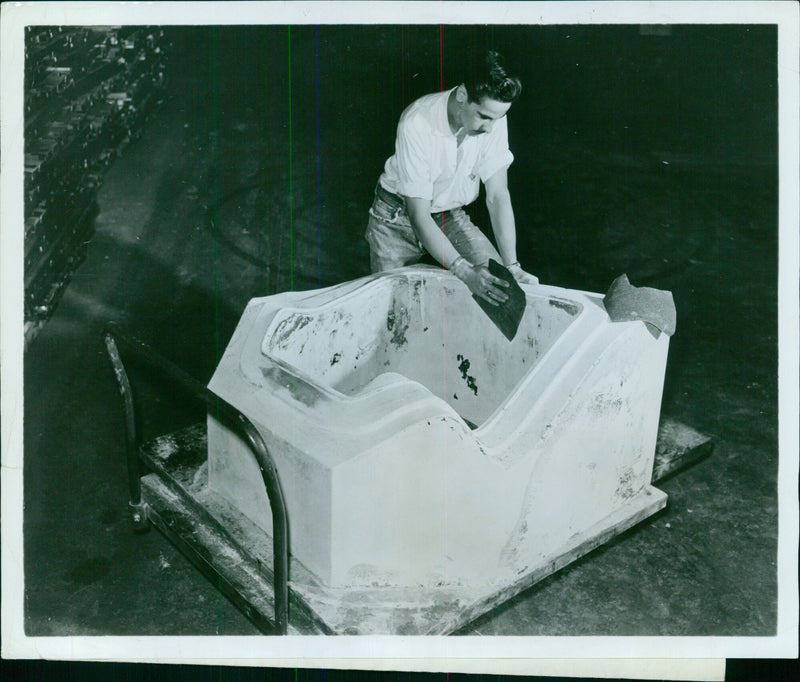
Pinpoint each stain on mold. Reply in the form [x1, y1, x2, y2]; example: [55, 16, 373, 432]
[590, 394, 623, 416]
[614, 466, 639, 500]
[456, 354, 478, 395]
[271, 313, 313, 350]
[330, 352, 341, 366]
[387, 301, 410, 347]
[261, 366, 322, 407]
[548, 298, 580, 316]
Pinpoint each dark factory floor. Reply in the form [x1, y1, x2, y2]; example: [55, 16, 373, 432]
[22, 26, 781, 639]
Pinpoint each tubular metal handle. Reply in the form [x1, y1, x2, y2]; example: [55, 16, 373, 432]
[102, 322, 289, 634]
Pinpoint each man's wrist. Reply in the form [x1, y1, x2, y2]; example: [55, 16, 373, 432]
[447, 255, 465, 270]
[448, 255, 472, 279]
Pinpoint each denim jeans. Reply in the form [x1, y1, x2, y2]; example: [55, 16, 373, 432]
[365, 184, 501, 273]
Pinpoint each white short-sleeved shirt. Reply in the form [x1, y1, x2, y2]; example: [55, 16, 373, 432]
[378, 87, 514, 213]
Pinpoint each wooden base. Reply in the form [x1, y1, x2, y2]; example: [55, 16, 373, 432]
[652, 418, 714, 481]
[139, 418, 711, 635]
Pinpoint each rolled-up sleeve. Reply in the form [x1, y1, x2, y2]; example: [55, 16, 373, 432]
[393, 116, 435, 200]
[476, 117, 514, 183]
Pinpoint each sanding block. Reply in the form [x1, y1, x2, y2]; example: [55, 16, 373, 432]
[472, 259, 527, 341]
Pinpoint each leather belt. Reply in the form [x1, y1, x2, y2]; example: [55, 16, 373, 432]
[375, 183, 405, 210]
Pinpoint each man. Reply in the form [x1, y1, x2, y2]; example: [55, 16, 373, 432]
[365, 50, 537, 307]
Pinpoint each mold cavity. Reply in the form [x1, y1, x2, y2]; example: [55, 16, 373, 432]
[263, 274, 581, 427]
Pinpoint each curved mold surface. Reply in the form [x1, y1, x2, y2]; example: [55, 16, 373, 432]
[207, 267, 668, 589]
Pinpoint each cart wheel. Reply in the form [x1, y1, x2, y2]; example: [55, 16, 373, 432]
[129, 501, 150, 533]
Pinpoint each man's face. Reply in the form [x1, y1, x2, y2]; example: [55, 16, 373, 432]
[462, 95, 512, 136]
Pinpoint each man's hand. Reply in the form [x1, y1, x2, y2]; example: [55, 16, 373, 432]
[507, 262, 539, 286]
[451, 258, 510, 306]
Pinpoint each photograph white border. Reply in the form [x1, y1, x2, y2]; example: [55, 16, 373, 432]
[2, 1, 798, 671]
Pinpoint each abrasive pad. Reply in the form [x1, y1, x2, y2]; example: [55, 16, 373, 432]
[604, 273, 676, 338]
[472, 259, 527, 341]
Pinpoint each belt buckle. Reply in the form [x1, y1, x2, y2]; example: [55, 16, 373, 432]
[382, 187, 403, 217]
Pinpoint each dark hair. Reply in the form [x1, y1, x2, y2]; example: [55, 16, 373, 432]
[464, 50, 522, 104]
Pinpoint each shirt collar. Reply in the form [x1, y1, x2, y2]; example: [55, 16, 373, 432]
[436, 87, 459, 137]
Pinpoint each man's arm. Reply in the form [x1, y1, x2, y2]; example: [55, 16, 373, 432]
[405, 195, 509, 306]
[485, 168, 538, 284]
[484, 167, 517, 265]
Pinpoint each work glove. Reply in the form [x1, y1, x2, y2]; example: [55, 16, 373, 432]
[507, 262, 539, 286]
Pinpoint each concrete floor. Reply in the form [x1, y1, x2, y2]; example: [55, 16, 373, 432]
[22, 26, 779, 637]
